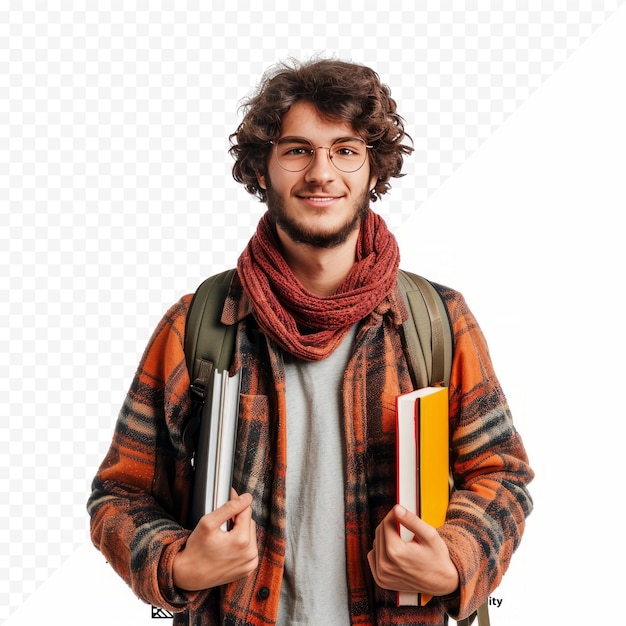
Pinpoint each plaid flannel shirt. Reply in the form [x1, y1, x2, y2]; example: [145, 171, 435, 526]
[88, 278, 533, 625]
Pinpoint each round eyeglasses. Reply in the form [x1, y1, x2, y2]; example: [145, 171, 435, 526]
[270, 137, 373, 173]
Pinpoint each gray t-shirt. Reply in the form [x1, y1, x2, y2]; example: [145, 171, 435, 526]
[276, 327, 356, 626]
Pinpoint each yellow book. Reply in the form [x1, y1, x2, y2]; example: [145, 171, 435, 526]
[395, 385, 449, 606]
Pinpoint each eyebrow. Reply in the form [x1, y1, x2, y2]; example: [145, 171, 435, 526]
[277, 135, 365, 144]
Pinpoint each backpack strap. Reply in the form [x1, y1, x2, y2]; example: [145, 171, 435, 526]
[457, 602, 491, 626]
[397, 269, 453, 388]
[184, 268, 238, 384]
[182, 269, 237, 473]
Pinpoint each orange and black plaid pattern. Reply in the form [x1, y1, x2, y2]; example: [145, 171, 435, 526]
[88, 281, 533, 625]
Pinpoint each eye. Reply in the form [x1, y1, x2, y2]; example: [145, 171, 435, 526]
[331, 142, 365, 158]
[284, 146, 311, 156]
[276, 141, 314, 160]
[335, 146, 358, 156]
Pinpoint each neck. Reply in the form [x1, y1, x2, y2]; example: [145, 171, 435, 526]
[276, 226, 359, 296]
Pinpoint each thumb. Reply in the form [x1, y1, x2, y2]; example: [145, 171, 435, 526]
[208, 493, 253, 529]
[395, 505, 440, 544]
[394, 504, 425, 535]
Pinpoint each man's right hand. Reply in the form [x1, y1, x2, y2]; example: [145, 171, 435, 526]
[172, 491, 259, 591]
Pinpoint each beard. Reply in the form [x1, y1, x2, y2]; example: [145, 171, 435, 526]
[264, 176, 371, 249]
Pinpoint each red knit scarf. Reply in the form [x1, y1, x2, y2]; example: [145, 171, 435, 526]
[236, 210, 401, 361]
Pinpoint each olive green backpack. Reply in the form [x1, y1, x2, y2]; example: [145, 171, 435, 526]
[184, 268, 490, 626]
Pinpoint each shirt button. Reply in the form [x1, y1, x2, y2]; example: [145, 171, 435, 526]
[257, 586, 270, 600]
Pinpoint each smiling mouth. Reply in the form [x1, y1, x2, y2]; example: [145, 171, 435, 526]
[300, 196, 340, 203]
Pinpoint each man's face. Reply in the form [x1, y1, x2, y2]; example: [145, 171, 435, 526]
[256, 101, 377, 249]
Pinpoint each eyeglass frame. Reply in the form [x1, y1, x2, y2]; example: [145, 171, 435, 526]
[268, 136, 374, 173]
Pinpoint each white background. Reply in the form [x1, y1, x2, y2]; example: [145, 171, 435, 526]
[2, 3, 625, 625]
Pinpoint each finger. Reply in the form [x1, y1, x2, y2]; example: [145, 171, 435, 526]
[204, 493, 253, 531]
[372, 514, 394, 566]
[244, 514, 257, 551]
[231, 495, 254, 529]
[366, 548, 377, 578]
[394, 505, 437, 542]
[378, 506, 402, 547]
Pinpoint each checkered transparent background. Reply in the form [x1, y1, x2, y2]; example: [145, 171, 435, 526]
[1, 1, 624, 621]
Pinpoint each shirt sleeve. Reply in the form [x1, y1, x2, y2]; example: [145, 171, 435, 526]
[86, 295, 210, 612]
[436, 287, 534, 619]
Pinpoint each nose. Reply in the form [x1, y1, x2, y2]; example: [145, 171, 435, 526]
[304, 146, 336, 184]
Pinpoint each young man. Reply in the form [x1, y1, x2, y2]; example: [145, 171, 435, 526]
[88, 59, 533, 625]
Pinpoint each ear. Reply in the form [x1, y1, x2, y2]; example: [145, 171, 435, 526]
[369, 174, 378, 193]
[256, 171, 267, 190]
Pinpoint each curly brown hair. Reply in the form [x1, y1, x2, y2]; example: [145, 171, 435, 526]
[229, 58, 413, 203]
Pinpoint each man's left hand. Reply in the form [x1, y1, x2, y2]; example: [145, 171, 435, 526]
[367, 504, 459, 597]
